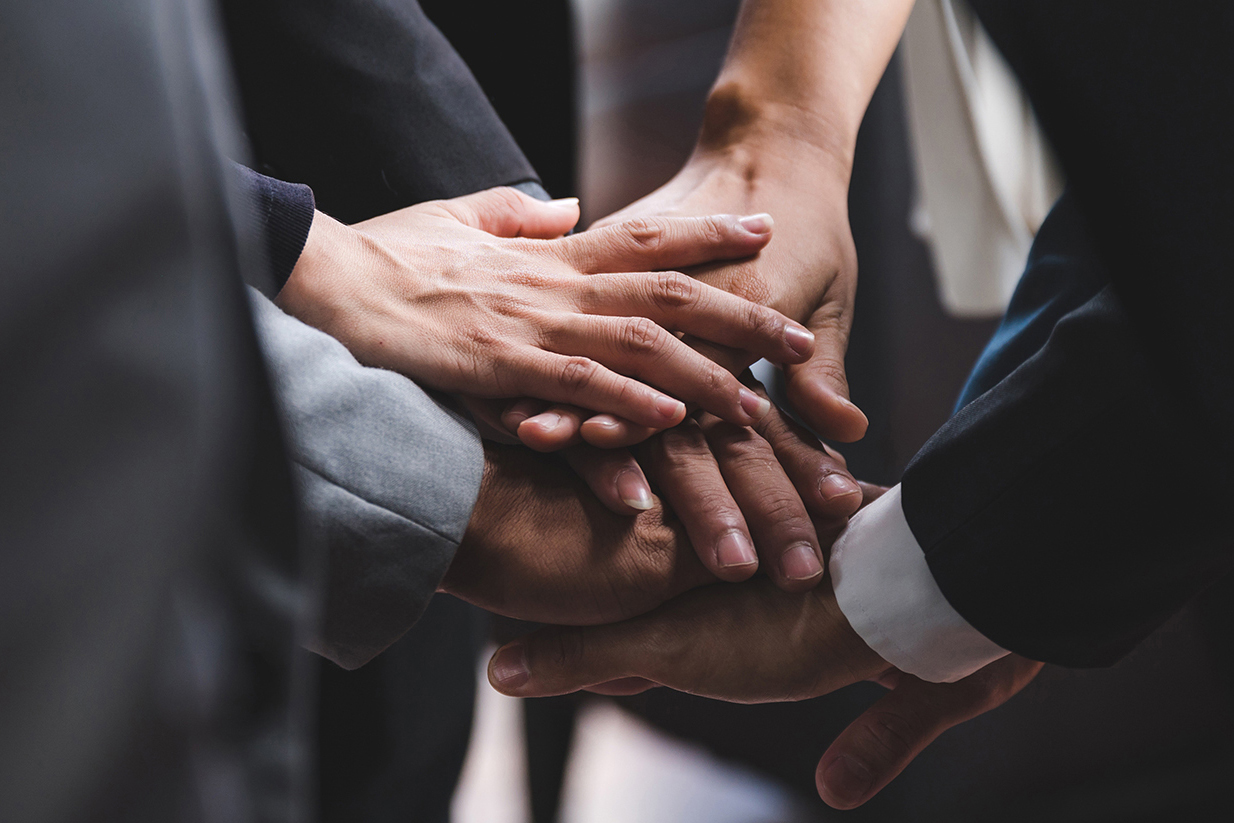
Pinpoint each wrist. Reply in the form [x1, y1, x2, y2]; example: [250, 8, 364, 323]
[276, 210, 366, 339]
[695, 77, 858, 182]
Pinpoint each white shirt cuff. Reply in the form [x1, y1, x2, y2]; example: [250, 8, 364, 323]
[829, 484, 1008, 683]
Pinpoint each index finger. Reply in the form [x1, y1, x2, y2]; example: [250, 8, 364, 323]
[554, 213, 774, 273]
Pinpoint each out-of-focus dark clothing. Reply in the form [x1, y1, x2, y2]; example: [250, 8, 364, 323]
[900, 0, 1234, 667]
[220, 0, 540, 223]
[216, 2, 548, 820]
[0, 0, 309, 820]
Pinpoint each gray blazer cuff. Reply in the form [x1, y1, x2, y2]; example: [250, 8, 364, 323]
[247, 288, 484, 668]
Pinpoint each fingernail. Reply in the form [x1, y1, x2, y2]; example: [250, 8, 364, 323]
[655, 395, 686, 420]
[616, 470, 654, 511]
[531, 412, 563, 432]
[738, 213, 774, 234]
[785, 325, 814, 357]
[549, 197, 580, 209]
[490, 643, 530, 690]
[716, 531, 758, 569]
[739, 388, 772, 419]
[822, 755, 874, 807]
[781, 543, 823, 581]
[589, 415, 622, 432]
[819, 473, 860, 502]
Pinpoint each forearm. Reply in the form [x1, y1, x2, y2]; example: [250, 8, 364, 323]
[698, 0, 916, 173]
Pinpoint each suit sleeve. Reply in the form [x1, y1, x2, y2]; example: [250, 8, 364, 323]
[830, 1, 1234, 673]
[248, 288, 485, 670]
[899, 285, 1234, 669]
[220, 0, 539, 222]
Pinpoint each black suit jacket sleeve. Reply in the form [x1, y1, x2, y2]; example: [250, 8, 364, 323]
[901, 2, 1234, 667]
[220, 0, 539, 223]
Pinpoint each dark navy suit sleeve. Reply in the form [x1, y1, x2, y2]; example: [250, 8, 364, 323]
[229, 161, 316, 294]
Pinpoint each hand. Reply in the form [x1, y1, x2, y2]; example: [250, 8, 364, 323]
[439, 442, 714, 626]
[499, 124, 865, 451]
[565, 380, 864, 588]
[485, 576, 1041, 809]
[277, 186, 816, 430]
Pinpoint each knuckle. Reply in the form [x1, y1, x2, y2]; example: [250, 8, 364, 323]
[700, 216, 729, 246]
[559, 356, 599, 393]
[545, 627, 587, 671]
[622, 217, 664, 251]
[725, 270, 772, 305]
[862, 709, 923, 761]
[652, 271, 698, 309]
[621, 317, 663, 355]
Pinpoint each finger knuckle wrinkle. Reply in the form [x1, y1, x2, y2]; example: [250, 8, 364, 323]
[653, 271, 696, 308]
[547, 628, 586, 670]
[702, 217, 728, 246]
[624, 217, 663, 251]
[623, 317, 662, 354]
[864, 710, 921, 759]
[559, 356, 598, 392]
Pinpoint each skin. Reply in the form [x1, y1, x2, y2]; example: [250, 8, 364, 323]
[277, 186, 817, 429]
[457, 410, 1041, 810]
[439, 442, 715, 627]
[512, 0, 919, 451]
[481, 530, 1040, 811]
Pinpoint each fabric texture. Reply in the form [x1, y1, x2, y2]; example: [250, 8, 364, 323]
[230, 162, 317, 293]
[893, 1, 1234, 668]
[831, 485, 1007, 682]
[248, 290, 484, 670]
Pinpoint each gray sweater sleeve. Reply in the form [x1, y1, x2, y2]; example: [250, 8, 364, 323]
[247, 288, 484, 669]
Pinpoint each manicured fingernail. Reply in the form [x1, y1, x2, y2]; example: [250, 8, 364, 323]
[655, 395, 686, 420]
[739, 388, 772, 419]
[616, 470, 654, 511]
[782, 543, 823, 581]
[822, 755, 874, 807]
[738, 213, 774, 234]
[820, 473, 860, 502]
[785, 325, 814, 356]
[549, 197, 580, 209]
[490, 643, 530, 690]
[715, 531, 758, 569]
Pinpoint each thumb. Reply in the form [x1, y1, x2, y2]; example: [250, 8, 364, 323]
[435, 186, 580, 238]
[784, 298, 868, 443]
[816, 655, 1042, 809]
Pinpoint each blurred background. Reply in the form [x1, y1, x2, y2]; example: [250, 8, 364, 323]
[407, 1, 1234, 820]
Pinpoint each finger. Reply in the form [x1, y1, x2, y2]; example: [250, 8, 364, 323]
[642, 421, 759, 580]
[645, 424, 759, 578]
[460, 397, 523, 444]
[514, 405, 587, 452]
[550, 314, 773, 426]
[579, 414, 658, 449]
[585, 677, 658, 696]
[562, 444, 653, 515]
[488, 577, 878, 700]
[500, 398, 548, 436]
[514, 350, 688, 430]
[579, 271, 815, 364]
[698, 415, 825, 591]
[784, 297, 869, 442]
[745, 381, 862, 521]
[558, 213, 774, 273]
[434, 186, 581, 239]
[816, 655, 1043, 810]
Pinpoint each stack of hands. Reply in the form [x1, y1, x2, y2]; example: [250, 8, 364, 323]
[276, 31, 1042, 802]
